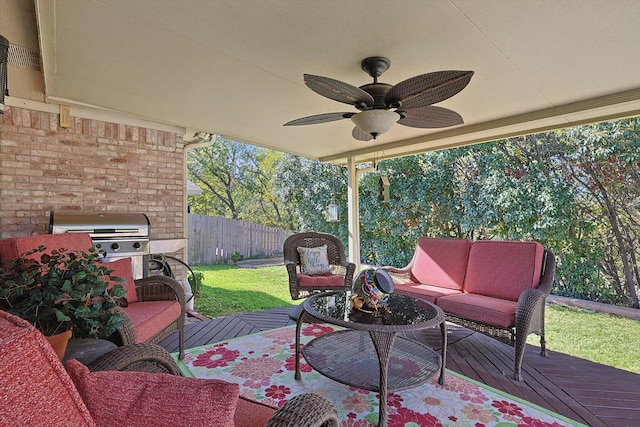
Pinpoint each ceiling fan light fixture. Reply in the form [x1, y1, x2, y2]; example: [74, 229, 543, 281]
[351, 110, 400, 138]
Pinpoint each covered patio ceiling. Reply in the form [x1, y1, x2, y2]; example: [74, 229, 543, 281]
[35, 0, 640, 165]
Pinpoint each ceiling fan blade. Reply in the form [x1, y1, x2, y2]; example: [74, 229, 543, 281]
[385, 70, 473, 110]
[304, 74, 374, 108]
[284, 112, 354, 126]
[397, 106, 464, 128]
[352, 126, 373, 141]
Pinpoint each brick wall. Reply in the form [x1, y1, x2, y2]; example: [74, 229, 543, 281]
[0, 106, 185, 245]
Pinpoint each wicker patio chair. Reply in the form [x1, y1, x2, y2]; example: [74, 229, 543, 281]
[0, 309, 339, 427]
[0, 233, 187, 359]
[283, 232, 356, 300]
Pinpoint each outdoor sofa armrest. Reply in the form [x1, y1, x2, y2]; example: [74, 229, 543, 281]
[134, 275, 187, 306]
[536, 249, 556, 296]
[87, 342, 181, 375]
[516, 287, 548, 335]
[265, 393, 338, 427]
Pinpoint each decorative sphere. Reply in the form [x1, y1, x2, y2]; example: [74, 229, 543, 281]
[351, 268, 395, 314]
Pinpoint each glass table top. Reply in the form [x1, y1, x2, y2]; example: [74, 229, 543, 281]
[304, 291, 443, 330]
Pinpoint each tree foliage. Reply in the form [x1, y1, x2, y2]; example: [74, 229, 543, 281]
[187, 136, 296, 229]
[188, 118, 640, 307]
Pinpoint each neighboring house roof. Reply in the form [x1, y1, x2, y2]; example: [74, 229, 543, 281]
[187, 180, 203, 195]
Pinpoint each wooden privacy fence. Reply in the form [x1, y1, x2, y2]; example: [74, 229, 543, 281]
[188, 214, 294, 265]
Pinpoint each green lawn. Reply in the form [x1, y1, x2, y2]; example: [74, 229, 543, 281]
[192, 265, 296, 317]
[192, 264, 640, 374]
[529, 305, 640, 374]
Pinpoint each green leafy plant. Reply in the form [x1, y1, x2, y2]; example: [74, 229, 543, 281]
[0, 245, 126, 339]
[230, 251, 243, 263]
[188, 270, 205, 296]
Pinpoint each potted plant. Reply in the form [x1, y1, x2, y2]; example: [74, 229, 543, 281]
[0, 245, 127, 358]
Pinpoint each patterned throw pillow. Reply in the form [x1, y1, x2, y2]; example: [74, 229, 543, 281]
[297, 245, 331, 275]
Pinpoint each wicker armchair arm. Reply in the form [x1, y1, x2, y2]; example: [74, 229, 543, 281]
[87, 342, 181, 375]
[134, 275, 186, 307]
[344, 262, 356, 287]
[266, 393, 338, 427]
[114, 306, 136, 345]
[284, 260, 297, 275]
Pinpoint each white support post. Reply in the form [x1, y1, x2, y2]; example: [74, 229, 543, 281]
[347, 155, 360, 272]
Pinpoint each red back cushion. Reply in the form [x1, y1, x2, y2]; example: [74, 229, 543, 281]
[463, 240, 545, 301]
[66, 359, 239, 427]
[0, 233, 94, 264]
[0, 310, 96, 426]
[98, 258, 138, 303]
[410, 237, 471, 290]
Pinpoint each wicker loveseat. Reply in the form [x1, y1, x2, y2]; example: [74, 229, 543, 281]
[0, 233, 186, 358]
[383, 237, 556, 380]
[0, 309, 338, 427]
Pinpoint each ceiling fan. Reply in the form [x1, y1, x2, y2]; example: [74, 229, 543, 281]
[284, 57, 473, 141]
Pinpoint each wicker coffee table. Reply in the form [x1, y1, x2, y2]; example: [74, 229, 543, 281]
[294, 291, 446, 427]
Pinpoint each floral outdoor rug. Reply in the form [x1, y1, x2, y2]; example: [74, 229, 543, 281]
[174, 324, 586, 427]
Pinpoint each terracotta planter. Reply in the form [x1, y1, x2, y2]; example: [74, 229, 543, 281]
[46, 329, 73, 360]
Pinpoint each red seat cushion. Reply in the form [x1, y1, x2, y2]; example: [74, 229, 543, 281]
[0, 310, 95, 426]
[410, 237, 471, 290]
[395, 283, 463, 303]
[66, 359, 239, 427]
[297, 273, 345, 287]
[436, 293, 518, 328]
[464, 241, 544, 301]
[121, 301, 182, 343]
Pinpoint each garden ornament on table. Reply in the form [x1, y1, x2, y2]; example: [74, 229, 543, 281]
[350, 268, 395, 316]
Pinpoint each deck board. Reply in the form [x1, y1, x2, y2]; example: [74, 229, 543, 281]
[159, 307, 640, 427]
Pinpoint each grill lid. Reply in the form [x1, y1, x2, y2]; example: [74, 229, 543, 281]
[49, 211, 150, 239]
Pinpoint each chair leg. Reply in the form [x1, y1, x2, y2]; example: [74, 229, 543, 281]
[178, 315, 185, 359]
[513, 334, 526, 381]
[539, 334, 547, 357]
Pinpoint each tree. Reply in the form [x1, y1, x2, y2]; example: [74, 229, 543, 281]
[553, 119, 640, 307]
[273, 154, 348, 241]
[187, 136, 297, 229]
[187, 136, 244, 219]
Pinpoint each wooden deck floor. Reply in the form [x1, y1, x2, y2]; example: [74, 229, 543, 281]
[158, 307, 640, 427]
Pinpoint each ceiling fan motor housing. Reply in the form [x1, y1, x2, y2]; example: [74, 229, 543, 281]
[359, 83, 393, 110]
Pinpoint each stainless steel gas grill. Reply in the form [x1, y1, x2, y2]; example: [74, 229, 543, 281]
[49, 211, 151, 279]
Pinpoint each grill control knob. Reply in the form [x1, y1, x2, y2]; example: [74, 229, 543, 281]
[111, 243, 120, 251]
[133, 242, 141, 249]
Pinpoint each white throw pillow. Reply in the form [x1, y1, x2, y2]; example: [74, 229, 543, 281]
[297, 245, 331, 275]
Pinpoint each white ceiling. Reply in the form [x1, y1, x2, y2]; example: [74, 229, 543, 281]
[35, 0, 640, 165]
